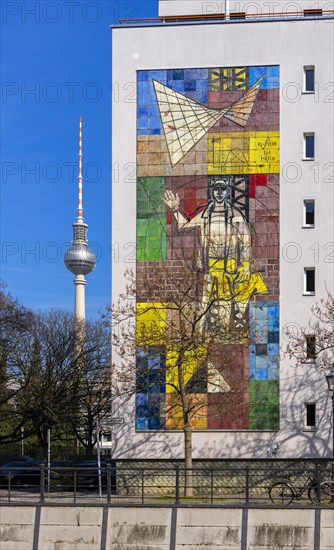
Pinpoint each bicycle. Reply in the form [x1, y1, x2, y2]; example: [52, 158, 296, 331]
[316, 480, 334, 505]
[269, 471, 319, 505]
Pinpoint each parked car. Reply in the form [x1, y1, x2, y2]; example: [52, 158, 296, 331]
[0, 461, 41, 487]
[73, 460, 116, 492]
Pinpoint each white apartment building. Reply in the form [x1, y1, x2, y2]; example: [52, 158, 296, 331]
[111, 1, 334, 460]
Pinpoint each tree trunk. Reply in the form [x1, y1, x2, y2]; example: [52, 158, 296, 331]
[85, 442, 94, 459]
[183, 424, 193, 497]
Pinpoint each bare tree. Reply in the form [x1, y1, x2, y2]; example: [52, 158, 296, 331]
[1, 286, 112, 458]
[111, 262, 253, 496]
[68, 319, 112, 459]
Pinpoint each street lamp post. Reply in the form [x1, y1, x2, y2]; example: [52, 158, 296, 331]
[325, 367, 334, 481]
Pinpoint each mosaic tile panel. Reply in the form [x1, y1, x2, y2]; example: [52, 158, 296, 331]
[136, 65, 280, 432]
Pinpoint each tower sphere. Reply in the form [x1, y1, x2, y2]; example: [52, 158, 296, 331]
[64, 243, 96, 275]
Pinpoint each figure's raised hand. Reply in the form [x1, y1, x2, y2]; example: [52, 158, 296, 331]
[163, 190, 180, 211]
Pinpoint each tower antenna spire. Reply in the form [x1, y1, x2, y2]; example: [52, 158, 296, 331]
[64, 117, 96, 321]
[77, 116, 84, 223]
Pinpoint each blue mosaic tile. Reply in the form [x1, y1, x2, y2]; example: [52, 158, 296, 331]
[268, 343, 279, 357]
[268, 367, 279, 380]
[185, 80, 196, 91]
[255, 306, 267, 319]
[149, 117, 162, 129]
[137, 72, 149, 82]
[268, 355, 279, 367]
[147, 395, 161, 415]
[268, 318, 279, 331]
[136, 418, 148, 430]
[250, 66, 279, 89]
[268, 331, 279, 343]
[149, 129, 161, 135]
[148, 355, 162, 368]
[268, 307, 279, 319]
[149, 104, 160, 117]
[148, 417, 161, 430]
[138, 117, 148, 130]
[255, 328, 268, 344]
[138, 105, 148, 117]
[173, 69, 184, 80]
[195, 92, 209, 104]
[136, 406, 149, 418]
[136, 393, 148, 406]
[167, 80, 185, 93]
[184, 68, 208, 80]
[255, 355, 268, 370]
[196, 79, 208, 91]
[256, 344, 267, 356]
[138, 81, 150, 98]
[148, 70, 167, 81]
[255, 368, 268, 380]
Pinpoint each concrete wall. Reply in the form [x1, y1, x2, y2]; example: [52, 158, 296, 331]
[0, 506, 333, 549]
[158, 1, 334, 17]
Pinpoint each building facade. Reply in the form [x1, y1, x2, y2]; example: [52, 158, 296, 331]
[111, 1, 334, 459]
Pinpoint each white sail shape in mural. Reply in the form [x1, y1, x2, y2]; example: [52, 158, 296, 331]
[207, 362, 231, 393]
[153, 75, 264, 167]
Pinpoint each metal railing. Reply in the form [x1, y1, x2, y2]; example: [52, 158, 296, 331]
[0, 464, 333, 506]
[116, 10, 334, 26]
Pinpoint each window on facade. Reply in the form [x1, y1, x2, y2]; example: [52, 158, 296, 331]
[304, 9, 322, 17]
[304, 133, 315, 159]
[304, 403, 316, 430]
[102, 433, 112, 442]
[304, 66, 315, 93]
[306, 335, 316, 360]
[303, 200, 315, 227]
[304, 268, 315, 294]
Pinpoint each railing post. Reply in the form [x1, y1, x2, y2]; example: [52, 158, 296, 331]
[210, 468, 214, 505]
[175, 466, 180, 504]
[107, 464, 111, 504]
[245, 465, 250, 503]
[74, 470, 77, 504]
[40, 464, 45, 502]
[316, 464, 322, 502]
[8, 474, 11, 503]
[141, 468, 145, 504]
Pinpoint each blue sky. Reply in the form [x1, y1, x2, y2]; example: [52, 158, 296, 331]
[1, 0, 158, 318]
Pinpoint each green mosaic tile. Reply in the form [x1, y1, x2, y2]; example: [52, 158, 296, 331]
[137, 220, 148, 237]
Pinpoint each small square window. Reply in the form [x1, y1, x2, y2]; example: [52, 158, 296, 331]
[303, 200, 315, 227]
[304, 403, 316, 431]
[306, 335, 316, 360]
[304, 133, 315, 160]
[304, 268, 315, 294]
[304, 66, 315, 93]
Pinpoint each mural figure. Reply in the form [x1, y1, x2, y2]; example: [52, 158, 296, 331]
[164, 176, 268, 336]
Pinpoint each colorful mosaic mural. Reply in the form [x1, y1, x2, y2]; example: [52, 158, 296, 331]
[136, 66, 280, 431]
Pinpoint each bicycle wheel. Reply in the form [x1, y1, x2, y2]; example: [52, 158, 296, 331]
[269, 482, 294, 505]
[319, 481, 334, 505]
[308, 485, 319, 504]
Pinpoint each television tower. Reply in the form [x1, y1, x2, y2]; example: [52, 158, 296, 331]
[64, 117, 96, 320]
